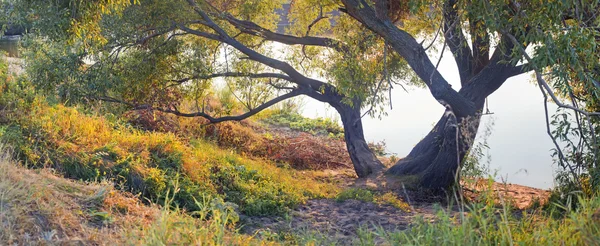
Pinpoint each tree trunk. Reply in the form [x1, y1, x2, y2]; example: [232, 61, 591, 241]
[386, 105, 483, 189]
[335, 103, 386, 177]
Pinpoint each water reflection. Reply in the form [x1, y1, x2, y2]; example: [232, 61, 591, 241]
[0, 36, 20, 57]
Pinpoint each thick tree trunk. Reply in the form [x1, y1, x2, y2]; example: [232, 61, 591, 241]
[387, 104, 483, 189]
[335, 103, 386, 177]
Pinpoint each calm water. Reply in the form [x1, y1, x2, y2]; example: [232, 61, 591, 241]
[0, 36, 20, 57]
[301, 49, 558, 189]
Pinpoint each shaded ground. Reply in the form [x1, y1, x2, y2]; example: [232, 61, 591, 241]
[241, 169, 551, 243]
[241, 199, 417, 244]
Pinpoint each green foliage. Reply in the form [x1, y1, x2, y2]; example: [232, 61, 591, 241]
[7, 0, 135, 48]
[368, 140, 388, 156]
[263, 111, 344, 138]
[0, 79, 337, 216]
[547, 108, 600, 212]
[372, 195, 600, 245]
[0, 53, 6, 79]
[209, 161, 305, 215]
[335, 188, 374, 202]
[335, 188, 411, 211]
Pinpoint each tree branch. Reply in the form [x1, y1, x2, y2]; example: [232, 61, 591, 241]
[468, 15, 490, 76]
[221, 13, 349, 53]
[155, 88, 304, 123]
[183, 0, 336, 100]
[170, 72, 293, 84]
[96, 88, 305, 124]
[341, 0, 477, 117]
[443, 0, 474, 84]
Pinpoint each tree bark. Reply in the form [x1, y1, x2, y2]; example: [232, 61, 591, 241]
[335, 102, 386, 177]
[384, 57, 523, 190]
[386, 105, 483, 189]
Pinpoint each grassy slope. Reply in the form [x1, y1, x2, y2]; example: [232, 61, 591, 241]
[0, 151, 278, 245]
[2, 101, 600, 245]
[0, 97, 338, 216]
[2, 58, 600, 244]
[2, 110, 600, 245]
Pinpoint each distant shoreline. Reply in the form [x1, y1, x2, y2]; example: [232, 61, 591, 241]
[0, 35, 21, 41]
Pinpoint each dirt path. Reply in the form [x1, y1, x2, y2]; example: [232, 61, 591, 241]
[241, 199, 426, 244]
[241, 170, 551, 243]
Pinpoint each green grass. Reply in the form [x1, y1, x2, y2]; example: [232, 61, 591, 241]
[335, 188, 412, 212]
[0, 79, 338, 217]
[262, 111, 344, 138]
[0, 148, 270, 245]
[335, 188, 375, 202]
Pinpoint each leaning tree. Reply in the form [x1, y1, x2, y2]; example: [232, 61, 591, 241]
[15, 0, 600, 189]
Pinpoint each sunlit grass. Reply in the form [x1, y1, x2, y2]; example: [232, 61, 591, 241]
[0, 148, 270, 245]
[1, 98, 338, 216]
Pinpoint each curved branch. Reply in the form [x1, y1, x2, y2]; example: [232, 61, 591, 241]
[305, 5, 328, 36]
[341, 0, 476, 117]
[184, 0, 334, 96]
[156, 88, 304, 123]
[96, 88, 305, 124]
[221, 12, 348, 53]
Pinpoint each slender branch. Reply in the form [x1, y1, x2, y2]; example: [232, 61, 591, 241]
[222, 13, 348, 53]
[176, 23, 223, 41]
[540, 84, 582, 186]
[95, 88, 305, 124]
[135, 24, 177, 45]
[504, 32, 600, 117]
[305, 5, 328, 36]
[169, 72, 293, 84]
[156, 88, 304, 123]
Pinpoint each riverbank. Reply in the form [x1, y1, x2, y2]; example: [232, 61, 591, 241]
[4, 56, 23, 75]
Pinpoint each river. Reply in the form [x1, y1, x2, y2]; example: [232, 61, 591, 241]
[300, 48, 558, 189]
[0, 36, 20, 57]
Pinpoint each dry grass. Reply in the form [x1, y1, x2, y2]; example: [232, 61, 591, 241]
[0, 148, 158, 245]
[0, 148, 273, 245]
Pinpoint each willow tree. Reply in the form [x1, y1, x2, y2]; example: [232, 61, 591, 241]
[17, 0, 600, 189]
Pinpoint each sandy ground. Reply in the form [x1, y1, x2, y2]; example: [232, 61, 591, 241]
[3, 56, 24, 76]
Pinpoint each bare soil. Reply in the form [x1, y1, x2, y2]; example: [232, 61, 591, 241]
[241, 169, 551, 243]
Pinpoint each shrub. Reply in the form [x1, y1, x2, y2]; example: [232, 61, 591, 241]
[335, 188, 374, 202]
